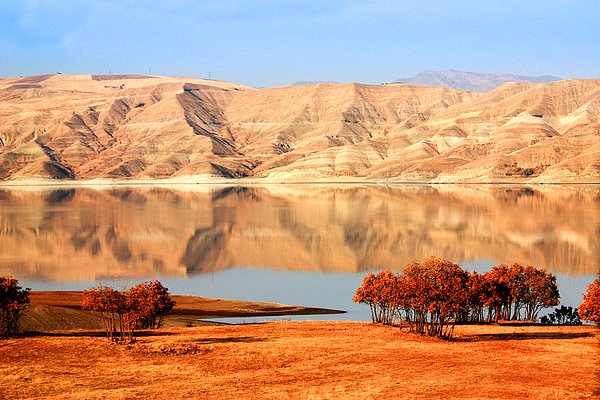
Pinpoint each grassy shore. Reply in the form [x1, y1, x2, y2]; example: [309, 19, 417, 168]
[20, 291, 345, 331]
[1, 321, 598, 399]
[0, 291, 598, 399]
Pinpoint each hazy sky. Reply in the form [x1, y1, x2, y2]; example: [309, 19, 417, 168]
[1, 0, 598, 87]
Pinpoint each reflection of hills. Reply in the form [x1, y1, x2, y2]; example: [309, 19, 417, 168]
[0, 185, 597, 281]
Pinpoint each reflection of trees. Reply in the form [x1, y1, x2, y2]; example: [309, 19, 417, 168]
[0, 184, 598, 281]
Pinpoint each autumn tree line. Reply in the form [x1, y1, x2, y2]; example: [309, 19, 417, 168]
[353, 257, 600, 339]
[1, 262, 600, 340]
[0, 278, 175, 341]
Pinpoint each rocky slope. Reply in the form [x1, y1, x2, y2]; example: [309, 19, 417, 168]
[0, 74, 598, 182]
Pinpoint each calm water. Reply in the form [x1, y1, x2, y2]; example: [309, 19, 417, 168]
[0, 184, 598, 321]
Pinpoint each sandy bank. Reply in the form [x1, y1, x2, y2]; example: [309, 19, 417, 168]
[2, 173, 599, 189]
[21, 291, 345, 331]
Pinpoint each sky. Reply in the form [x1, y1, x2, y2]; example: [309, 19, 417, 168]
[0, 0, 598, 87]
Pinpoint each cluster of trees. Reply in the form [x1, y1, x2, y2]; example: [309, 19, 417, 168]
[466, 264, 560, 322]
[0, 277, 30, 337]
[353, 257, 562, 339]
[82, 280, 176, 342]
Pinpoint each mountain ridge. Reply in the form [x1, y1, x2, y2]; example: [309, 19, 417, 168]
[0, 74, 598, 183]
[394, 70, 562, 92]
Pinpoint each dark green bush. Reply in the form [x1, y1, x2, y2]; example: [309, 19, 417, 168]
[541, 305, 581, 325]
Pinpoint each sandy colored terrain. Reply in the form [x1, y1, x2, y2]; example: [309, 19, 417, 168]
[1, 322, 598, 399]
[1, 74, 599, 183]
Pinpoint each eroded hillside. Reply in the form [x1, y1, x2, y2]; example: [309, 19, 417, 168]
[0, 74, 598, 182]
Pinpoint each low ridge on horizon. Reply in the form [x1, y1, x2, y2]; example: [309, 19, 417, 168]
[0, 73, 598, 183]
[394, 70, 562, 92]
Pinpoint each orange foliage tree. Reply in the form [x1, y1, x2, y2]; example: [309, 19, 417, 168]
[400, 257, 470, 339]
[125, 281, 176, 341]
[82, 284, 127, 341]
[461, 264, 559, 323]
[522, 265, 560, 321]
[0, 276, 30, 337]
[579, 274, 600, 326]
[82, 280, 176, 342]
[354, 258, 562, 339]
[353, 270, 401, 324]
[353, 257, 470, 339]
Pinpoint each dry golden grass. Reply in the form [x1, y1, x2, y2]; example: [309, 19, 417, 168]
[1, 322, 598, 399]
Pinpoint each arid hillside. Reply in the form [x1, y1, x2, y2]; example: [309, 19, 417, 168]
[0, 74, 598, 182]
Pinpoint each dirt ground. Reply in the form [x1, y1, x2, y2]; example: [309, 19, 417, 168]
[1, 321, 598, 400]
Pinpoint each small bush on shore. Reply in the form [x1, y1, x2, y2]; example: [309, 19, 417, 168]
[540, 305, 581, 325]
[0, 276, 30, 337]
[82, 284, 127, 341]
[352, 270, 399, 325]
[82, 280, 175, 342]
[126, 280, 176, 330]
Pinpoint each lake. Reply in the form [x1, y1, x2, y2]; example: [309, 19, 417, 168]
[0, 184, 598, 322]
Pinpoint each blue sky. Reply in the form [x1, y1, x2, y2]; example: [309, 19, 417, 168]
[1, 0, 598, 87]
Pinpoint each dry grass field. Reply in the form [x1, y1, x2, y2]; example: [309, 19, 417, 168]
[1, 321, 598, 400]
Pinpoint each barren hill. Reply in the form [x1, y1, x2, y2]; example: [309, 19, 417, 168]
[0, 74, 598, 183]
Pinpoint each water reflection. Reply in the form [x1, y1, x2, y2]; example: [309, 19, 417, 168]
[0, 184, 598, 282]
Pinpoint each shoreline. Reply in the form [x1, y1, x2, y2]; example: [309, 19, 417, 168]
[1, 176, 599, 189]
[22, 291, 346, 331]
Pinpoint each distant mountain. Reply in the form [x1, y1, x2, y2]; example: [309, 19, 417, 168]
[291, 80, 338, 86]
[394, 70, 561, 92]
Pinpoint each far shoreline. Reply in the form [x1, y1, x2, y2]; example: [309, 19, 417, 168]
[1, 176, 599, 189]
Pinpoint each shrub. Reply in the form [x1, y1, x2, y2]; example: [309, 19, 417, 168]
[467, 264, 559, 322]
[541, 306, 581, 325]
[82, 284, 127, 341]
[521, 266, 560, 321]
[82, 280, 176, 342]
[400, 257, 470, 339]
[353, 270, 401, 325]
[0, 277, 30, 337]
[125, 281, 176, 336]
[353, 257, 470, 339]
[579, 275, 600, 326]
